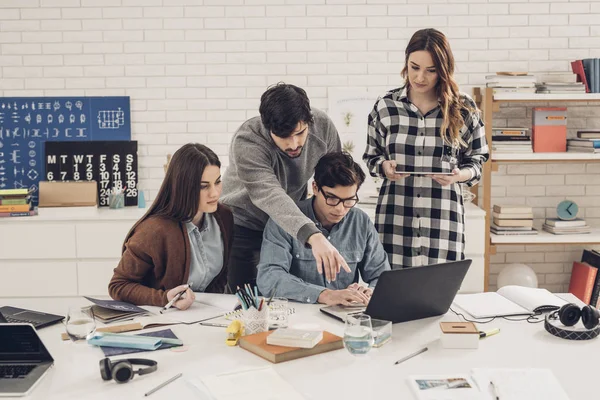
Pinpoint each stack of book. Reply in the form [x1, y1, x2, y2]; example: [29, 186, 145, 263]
[542, 218, 591, 235]
[571, 59, 600, 93]
[536, 71, 585, 94]
[491, 205, 537, 236]
[492, 127, 532, 153]
[0, 189, 37, 218]
[485, 73, 536, 94]
[567, 130, 600, 154]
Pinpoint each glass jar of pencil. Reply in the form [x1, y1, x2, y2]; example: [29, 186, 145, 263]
[235, 285, 269, 336]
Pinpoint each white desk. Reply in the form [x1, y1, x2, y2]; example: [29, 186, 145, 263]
[2, 294, 595, 400]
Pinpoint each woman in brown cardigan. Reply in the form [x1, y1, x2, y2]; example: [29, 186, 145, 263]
[108, 143, 233, 308]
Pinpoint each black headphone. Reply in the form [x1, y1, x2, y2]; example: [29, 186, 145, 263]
[99, 357, 158, 384]
[544, 303, 600, 341]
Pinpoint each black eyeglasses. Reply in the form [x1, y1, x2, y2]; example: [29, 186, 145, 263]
[319, 188, 359, 208]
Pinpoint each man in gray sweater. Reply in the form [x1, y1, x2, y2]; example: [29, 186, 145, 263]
[221, 83, 348, 290]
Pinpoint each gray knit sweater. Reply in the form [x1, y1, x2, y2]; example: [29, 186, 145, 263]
[221, 108, 341, 245]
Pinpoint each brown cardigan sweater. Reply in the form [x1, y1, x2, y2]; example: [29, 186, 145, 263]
[108, 204, 234, 307]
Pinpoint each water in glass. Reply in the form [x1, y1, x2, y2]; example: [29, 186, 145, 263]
[65, 306, 96, 341]
[343, 313, 374, 356]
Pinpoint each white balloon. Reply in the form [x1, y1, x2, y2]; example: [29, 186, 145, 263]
[497, 263, 538, 289]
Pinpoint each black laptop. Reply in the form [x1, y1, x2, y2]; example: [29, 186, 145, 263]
[0, 324, 54, 397]
[320, 259, 472, 324]
[0, 307, 64, 329]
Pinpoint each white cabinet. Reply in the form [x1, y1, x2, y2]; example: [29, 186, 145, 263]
[0, 202, 486, 297]
[358, 201, 486, 293]
[0, 207, 146, 297]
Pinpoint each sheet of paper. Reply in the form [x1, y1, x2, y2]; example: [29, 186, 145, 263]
[471, 368, 570, 400]
[199, 367, 305, 400]
[453, 292, 531, 318]
[194, 293, 239, 311]
[496, 285, 567, 312]
[141, 303, 226, 324]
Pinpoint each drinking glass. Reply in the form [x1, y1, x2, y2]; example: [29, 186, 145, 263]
[343, 313, 374, 356]
[268, 297, 289, 329]
[65, 306, 96, 341]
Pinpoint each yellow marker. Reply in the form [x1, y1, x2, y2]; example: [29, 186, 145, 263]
[479, 328, 500, 339]
[226, 320, 243, 346]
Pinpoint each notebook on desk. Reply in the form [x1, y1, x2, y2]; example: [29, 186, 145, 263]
[453, 285, 568, 319]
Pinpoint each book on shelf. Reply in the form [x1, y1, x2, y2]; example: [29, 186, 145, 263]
[492, 205, 532, 214]
[491, 223, 533, 231]
[567, 146, 600, 153]
[492, 87, 537, 94]
[0, 204, 32, 213]
[537, 72, 578, 84]
[568, 261, 598, 305]
[542, 224, 591, 235]
[491, 136, 531, 141]
[239, 330, 343, 364]
[544, 218, 587, 228]
[492, 128, 529, 136]
[577, 131, 600, 139]
[0, 208, 38, 218]
[493, 211, 534, 220]
[571, 60, 591, 93]
[567, 139, 600, 148]
[581, 250, 600, 307]
[493, 218, 533, 228]
[491, 227, 538, 236]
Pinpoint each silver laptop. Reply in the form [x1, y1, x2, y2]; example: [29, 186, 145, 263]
[0, 324, 54, 397]
[321, 260, 472, 323]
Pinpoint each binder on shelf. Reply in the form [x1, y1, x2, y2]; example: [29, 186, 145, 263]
[532, 107, 567, 153]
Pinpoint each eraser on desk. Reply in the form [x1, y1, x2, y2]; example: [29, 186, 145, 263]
[440, 322, 479, 349]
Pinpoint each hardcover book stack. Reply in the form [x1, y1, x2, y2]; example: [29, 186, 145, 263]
[536, 72, 585, 94]
[485, 73, 536, 94]
[0, 189, 37, 218]
[542, 218, 591, 235]
[492, 127, 532, 153]
[568, 250, 600, 306]
[491, 205, 537, 236]
[567, 130, 600, 154]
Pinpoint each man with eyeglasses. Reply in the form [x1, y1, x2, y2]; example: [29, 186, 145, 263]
[257, 152, 390, 306]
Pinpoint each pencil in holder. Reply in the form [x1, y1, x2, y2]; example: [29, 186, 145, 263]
[241, 305, 269, 336]
[108, 192, 125, 209]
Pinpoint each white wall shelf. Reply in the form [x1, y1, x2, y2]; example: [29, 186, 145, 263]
[493, 93, 600, 102]
[491, 228, 600, 245]
[492, 153, 600, 162]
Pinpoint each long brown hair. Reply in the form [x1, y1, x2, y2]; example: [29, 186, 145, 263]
[401, 28, 473, 147]
[148, 143, 221, 222]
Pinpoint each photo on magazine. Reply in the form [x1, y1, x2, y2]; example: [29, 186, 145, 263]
[415, 377, 472, 390]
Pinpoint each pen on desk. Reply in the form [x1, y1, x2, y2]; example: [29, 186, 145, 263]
[393, 346, 428, 365]
[144, 373, 183, 397]
[479, 328, 500, 339]
[200, 322, 228, 328]
[489, 380, 500, 400]
[160, 283, 192, 314]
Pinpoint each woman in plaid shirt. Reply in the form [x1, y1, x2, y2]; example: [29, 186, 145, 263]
[363, 28, 489, 269]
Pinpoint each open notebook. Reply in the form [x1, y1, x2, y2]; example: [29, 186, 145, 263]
[453, 285, 568, 319]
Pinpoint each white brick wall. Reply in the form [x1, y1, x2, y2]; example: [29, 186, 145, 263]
[1, 0, 600, 291]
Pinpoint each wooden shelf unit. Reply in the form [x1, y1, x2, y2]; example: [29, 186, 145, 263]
[473, 87, 600, 291]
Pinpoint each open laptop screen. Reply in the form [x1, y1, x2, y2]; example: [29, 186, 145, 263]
[0, 325, 52, 362]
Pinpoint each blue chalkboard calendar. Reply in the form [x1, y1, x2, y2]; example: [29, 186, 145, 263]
[0, 96, 130, 204]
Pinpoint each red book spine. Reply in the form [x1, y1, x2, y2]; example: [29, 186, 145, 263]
[568, 262, 597, 304]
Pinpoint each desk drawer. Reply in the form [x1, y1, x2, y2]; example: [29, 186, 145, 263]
[0, 261, 77, 297]
[0, 224, 76, 259]
[76, 222, 134, 258]
[464, 216, 485, 256]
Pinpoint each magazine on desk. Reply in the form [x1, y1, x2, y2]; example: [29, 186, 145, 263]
[453, 285, 568, 319]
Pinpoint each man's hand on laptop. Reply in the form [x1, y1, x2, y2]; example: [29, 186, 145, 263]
[348, 283, 373, 298]
[308, 233, 351, 283]
[318, 288, 370, 306]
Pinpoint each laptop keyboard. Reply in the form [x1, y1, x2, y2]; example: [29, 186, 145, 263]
[0, 365, 35, 379]
[3, 316, 41, 328]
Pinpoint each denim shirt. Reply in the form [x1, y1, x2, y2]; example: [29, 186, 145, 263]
[256, 198, 391, 303]
[186, 213, 224, 292]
